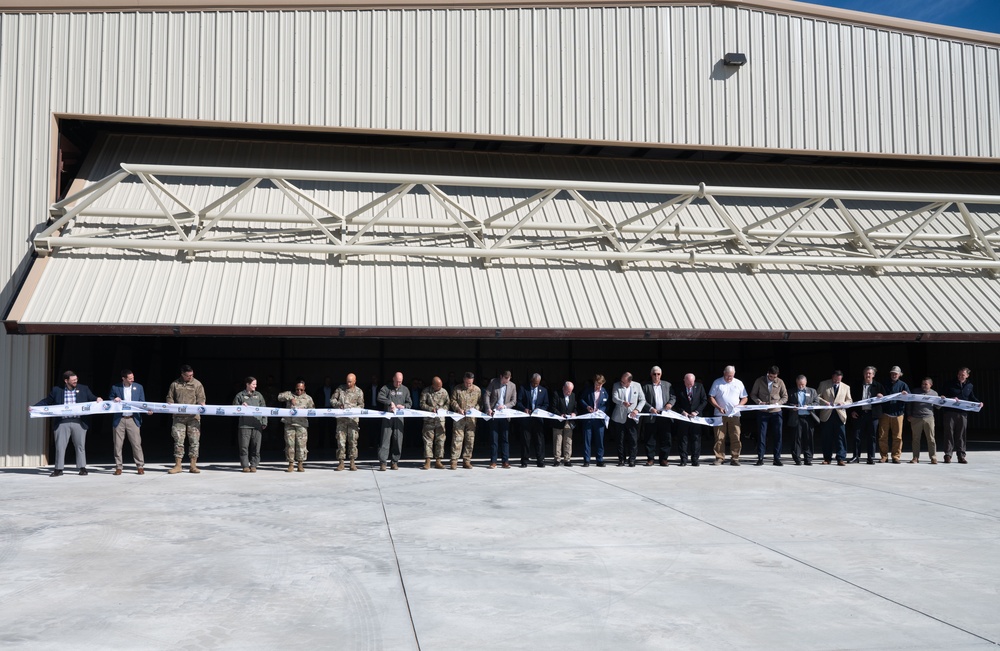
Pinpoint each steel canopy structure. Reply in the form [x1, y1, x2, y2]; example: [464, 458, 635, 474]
[37, 162, 1000, 274]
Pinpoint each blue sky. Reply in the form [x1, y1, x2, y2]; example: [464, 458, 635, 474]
[801, 0, 1000, 35]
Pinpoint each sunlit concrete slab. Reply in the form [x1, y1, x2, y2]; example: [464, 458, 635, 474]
[1, 454, 998, 650]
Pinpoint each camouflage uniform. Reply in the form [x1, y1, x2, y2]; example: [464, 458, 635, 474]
[167, 377, 206, 459]
[332, 384, 365, 460]
[420, 386, 450, 459]
[450, 384, 482, 461]
[233, 388, 268, 469]
[278, 390, 315, 462]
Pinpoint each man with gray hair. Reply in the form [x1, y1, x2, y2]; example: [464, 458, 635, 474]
[517, 373, 549, 468]
[642, 365, 676, 466]
[611, 372, 646, 467]
[377, 372, 411, 471]
[785, 375, 819, 466]
[551, 381, 578, 466]
[709, 366, 748, 466]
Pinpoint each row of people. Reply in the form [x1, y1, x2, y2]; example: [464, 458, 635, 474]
[32, 364, 981, 476]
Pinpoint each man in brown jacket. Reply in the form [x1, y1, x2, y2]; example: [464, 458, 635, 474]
[749, 365, 788, 466]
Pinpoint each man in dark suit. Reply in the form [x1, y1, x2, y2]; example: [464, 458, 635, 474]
[674, 373, 708, 466]
[108, 369, 151, 475]
[579, 374, 610, 467]
[642, 366, 677, 466]
[849, 365, 884, 464]
[516, 373, 549, 468]
[32, 370, 102, 477]
[785, 375, 819, 466]
[550, 381, 578, 466]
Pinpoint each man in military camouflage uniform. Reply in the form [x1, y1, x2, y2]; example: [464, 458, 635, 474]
[278, 380, 314, 472]
[420, 376, 449, 470]
[332, 372, 364, 471]
[166, 364, 207, 474]
[233, 376, 267, 473]
[449, 371, 481, 470]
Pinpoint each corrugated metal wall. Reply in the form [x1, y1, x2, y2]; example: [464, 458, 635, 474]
[1, 5, 998, 465]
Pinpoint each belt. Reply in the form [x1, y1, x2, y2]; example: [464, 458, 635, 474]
[122, 415, 134, 418]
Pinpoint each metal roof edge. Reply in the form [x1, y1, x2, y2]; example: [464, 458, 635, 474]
[7, 323, 999, 342]
[2, 0, 999, 48]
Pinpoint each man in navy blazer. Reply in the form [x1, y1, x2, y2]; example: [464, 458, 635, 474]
[516, 373, 549, 468]
[108, 369, 150, 475]
[33, 370, 102, 477]
[674, 373, 708, 466]
[579, 374, 610, 467]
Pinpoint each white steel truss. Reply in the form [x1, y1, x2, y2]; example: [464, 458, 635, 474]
[38, 163, 1000, 275]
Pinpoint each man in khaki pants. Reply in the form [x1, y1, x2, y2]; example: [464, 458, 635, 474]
[109, 369, 150, 475]
[907, 377, 939, 464]
[551, 381, 578, 466]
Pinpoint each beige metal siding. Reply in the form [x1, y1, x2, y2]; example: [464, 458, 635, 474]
[1, 5, 1000, 465]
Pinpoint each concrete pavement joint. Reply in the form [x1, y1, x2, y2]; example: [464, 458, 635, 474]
[371, 468, 423, 651]
[573, 468, 1000, 647]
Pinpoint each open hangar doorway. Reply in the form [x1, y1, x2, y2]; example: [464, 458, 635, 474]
[40, 334, 998, 466]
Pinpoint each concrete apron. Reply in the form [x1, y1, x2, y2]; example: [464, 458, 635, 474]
[1, 454, 998, 650]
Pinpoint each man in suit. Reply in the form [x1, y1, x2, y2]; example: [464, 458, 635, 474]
[33, 370, 102, 477]
[483, 370, 517, 469]
[108, 369, 150, 475]
[749, 365, 789, 466]
[551, 381, 578, 466]
[516, 373, 549, 468]
[611, 372, 646, 467]
[709, 366, 748, 466]
[817, 370, 852, 466]
[785, 374, 819, 466]
[940, 367, 983, 464]
[849, 365, 883, 464]
[642, 366, 677, 467]
[579, 374, 610, 467]
[675, 373, 708, 467]
[377, 371, 411, 471]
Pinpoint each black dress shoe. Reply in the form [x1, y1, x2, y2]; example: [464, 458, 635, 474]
[679, 460, 687, 467]
[582, 462, 590, 467]
[691, 461, 700, 467]
[866, 458, 875, 465]
[49, 469, 63, 477]
[520, 462, 528, 468]
[627, 461, 635, 467]
[79, 468, 89, 476]
[793, 459, 802, 466]
[536, 463, 545, 468]
[754, 459, 764, 466]
[596, 462, 606, 467]
[773, 460, 784, 466]
[564, 461, 572, 467]
[617, 460, 624, 467]
[849, 457, 861, 464]
[804, 460, 812, 466]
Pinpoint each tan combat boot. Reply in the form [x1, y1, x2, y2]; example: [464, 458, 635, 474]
[449, 459, 457, 470]
[167, 458, 183, 474]
[336, 460, 345, 471]
[434, 458, 445, 469]
[285, 462, 294, 472]
[422, 458, 431, 470]
[463, 459, 472, 470]
[297, 461, 305, 472]
[189, 458, 200, 474]
[390, 461, 398, 470]
[379, 462, 387, 471]
[349, 459, 357, 471]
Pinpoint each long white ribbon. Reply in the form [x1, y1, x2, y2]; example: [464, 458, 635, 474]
[530, 409, 610, 427]
[29, 392, 981, 420]
[642, 410, 722, 427]
[729, 392, 981, 415]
